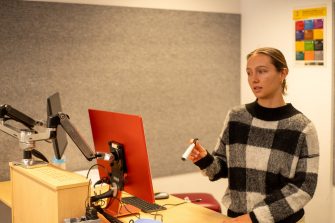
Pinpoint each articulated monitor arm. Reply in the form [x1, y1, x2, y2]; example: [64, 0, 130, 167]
[0, 104, 54, 149]
[48, 113, 119, 162]
[0, 104, 116, 167]
[0, 104, 54, 166]
[0, 104, 37, 129]
[47, 112, 97, 161]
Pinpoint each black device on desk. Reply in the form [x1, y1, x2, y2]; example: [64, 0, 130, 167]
[121, 196, 166, 213]
[120, 192, 169, 213]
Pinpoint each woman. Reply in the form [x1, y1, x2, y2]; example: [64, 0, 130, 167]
[188, 47, 319, 223]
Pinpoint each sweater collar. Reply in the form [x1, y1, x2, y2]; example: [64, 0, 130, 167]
[245, 100, 300, 121]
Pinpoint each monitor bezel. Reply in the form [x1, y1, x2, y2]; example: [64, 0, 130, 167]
[47, 92, 68, 160]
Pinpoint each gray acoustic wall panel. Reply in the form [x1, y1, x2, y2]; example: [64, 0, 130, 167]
[0, 1, 240, 180]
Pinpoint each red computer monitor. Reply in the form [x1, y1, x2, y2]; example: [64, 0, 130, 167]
[88, 109, 155, 216]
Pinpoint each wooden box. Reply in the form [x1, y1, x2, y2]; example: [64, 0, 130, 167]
[10, 163, 90, 223]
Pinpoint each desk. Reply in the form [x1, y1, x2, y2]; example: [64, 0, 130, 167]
[101, 194, 229, 223]
[0, 180, 228, 223]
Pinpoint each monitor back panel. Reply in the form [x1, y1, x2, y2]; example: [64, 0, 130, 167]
[88, 109, 155, 203]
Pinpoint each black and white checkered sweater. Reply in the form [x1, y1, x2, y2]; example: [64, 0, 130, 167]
[195, 101, 319, 223]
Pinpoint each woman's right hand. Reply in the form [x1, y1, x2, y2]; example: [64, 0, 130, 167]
[188, 139, 208, 163]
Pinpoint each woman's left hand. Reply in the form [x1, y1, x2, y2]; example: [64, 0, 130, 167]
[223, 214, 252, 223]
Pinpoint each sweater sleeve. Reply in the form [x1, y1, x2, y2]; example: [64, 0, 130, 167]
[194, 111, 231, 181]
[250, 122, 319, 222]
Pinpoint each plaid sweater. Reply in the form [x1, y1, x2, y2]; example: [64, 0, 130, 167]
[195, 101, 319, 223]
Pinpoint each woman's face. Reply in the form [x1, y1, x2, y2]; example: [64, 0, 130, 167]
[246, 53, 287, 103]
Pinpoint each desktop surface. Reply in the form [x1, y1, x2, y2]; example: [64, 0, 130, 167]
[102, 194, 229, 223]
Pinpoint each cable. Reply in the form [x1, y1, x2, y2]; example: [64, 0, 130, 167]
[162, 201, 189, 207]
[85, 179, 92, 208]
[147, 200, 192, 223]
[85, 163, 112, 209]
[148, 212, 164, 222]
[94, 205, 122, 223]
[86, 163, 109, 180]
[115, 196, 141, 220]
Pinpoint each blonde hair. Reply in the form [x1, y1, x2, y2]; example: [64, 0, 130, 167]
[247, 47, 288, 95]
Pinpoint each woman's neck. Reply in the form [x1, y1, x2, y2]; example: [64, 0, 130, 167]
[257, 97, 286, 108]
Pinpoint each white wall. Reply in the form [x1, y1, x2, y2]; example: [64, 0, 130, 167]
[28, 0, 241, 13]
[240, 0, 333, 222]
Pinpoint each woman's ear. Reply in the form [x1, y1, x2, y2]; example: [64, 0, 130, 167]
[280, 68, 288, 81]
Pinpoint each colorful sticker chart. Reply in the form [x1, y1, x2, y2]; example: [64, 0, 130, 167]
[293, 7, 326, 66]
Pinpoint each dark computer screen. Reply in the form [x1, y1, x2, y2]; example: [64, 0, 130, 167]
[88, 109, 155, 216]
[47, 92, 68, 159]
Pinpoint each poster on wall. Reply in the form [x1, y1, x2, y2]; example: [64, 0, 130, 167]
[293, 7, 327, 66]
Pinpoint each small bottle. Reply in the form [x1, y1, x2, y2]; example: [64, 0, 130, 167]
[52, 156, 66, 170]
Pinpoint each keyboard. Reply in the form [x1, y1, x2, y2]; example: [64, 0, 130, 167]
[122, 196, 167, 213]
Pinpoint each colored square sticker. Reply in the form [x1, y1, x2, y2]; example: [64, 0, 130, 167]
[314, 40, 323, 51]
[304, 20, 314, 30]
[296, 52, 304, 60]
[313, 29, 323, 40]
[304, 30, 313, 40]
[314, 51, 323, 60]
[296, 31, 304, 40]
[304, 40, 314, 51]
[295, 41, 304, 51]
[314, 19, 324, 29]
[295, 21, 304, 30]
[304, 51, 315, 60]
